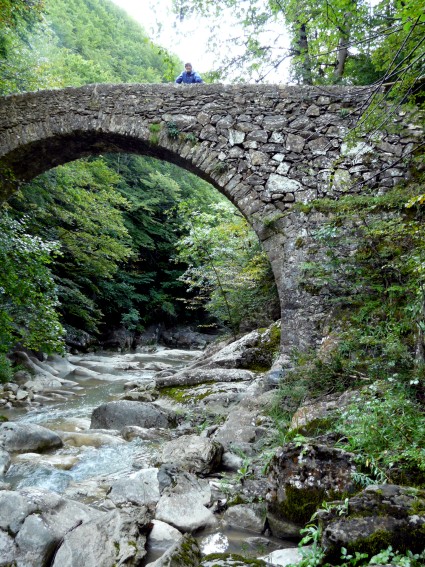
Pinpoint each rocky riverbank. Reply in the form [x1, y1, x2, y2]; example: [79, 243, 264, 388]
[1, 321, 424, 566]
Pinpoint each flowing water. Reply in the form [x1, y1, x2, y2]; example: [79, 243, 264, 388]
[3, 346, 295, 560]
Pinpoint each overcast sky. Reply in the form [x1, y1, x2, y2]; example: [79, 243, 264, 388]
[111, 0, 213, 73]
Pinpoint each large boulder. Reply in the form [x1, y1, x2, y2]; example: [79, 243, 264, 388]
[223, 503, 266, 534]
[0, 487, 101, 566]
[146, 533, 201, 567]
[90, 400, 175, 430]
[203, 322, 281, 371]
[160, 435, 223, 475]
[212, 408, 269, 455]
[0, 422, 63, 453]
[156, 368, 254, 388]
[107, 468, 160, 507]
[200, 554, 267, 566]
[52, 507, 151, 566]
[155, 472, 217, 533]
[318, 484, 425, 562]
[146, 520, 182, 555]
[266, 443, 357, 538]
[0, 450, 10, 475]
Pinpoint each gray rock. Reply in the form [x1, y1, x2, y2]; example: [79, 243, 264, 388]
[0, 422, 63, 453]
[160, 435, 223, 475]
[156, 368, 254, 388]
[260, 547, 306, 566]
[155, 473, 217, 532]
[108, 468, 160, 507]
[0, 450, 10, 475]
[146, 533, 201, 567]
[318, 484, 425, 561]
[121, 425, 173, 442]
[52, 507, 150, 566]
[147, 520, 182, 552]
[0, 487, 101, 566]
[90, 400, 175, 430]
[213, 408, 268, 453]
[221, 451, 244, 472]
[223, 503, 266, 534]
[266, 443, 357, 538]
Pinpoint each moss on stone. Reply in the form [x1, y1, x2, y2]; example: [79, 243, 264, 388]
[202, 552, 267, 566]
[245, 324, 281, 372]
[0, 415, 8, 422]
[288, 416, 336, 439]
[160, 384, 218, 403]
[270, 484, 326, 526]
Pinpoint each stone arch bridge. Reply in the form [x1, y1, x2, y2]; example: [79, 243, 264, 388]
[0, 83, 417, 356]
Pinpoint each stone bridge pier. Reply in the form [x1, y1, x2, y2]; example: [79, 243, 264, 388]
[0, 83, 417, 356]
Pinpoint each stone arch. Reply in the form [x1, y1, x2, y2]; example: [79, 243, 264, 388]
[0, 83, 416, 356]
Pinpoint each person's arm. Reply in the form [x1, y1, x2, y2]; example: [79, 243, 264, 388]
[194, 72, 203, 83]
[175, 73, 183, 84]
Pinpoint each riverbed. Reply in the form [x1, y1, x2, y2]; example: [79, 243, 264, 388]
[1, 346, 295, 562]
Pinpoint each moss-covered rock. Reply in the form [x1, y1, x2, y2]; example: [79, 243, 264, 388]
[318, 484, 425, 562]
[148, 534, 201, 566]
[200, 553, 267, 566]
[266, 442, 357, 538]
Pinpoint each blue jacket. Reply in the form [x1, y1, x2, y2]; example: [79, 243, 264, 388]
[175, 70, 203, 84]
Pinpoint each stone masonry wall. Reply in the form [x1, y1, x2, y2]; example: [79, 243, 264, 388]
[0, 83, 421, 354]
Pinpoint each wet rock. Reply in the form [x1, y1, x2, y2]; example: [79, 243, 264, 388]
[159, 325, 218, 350]
[156, 368, 255, 388]
[212, 408, 269, 454]
[121, 425, 173, 442]
[0, 487, 102, 566]
[221, 452, 244, 472]
[147, 519, 182, 553]
[160, 434, 223, 475]
[107, 468, 160, 507]
[266, 443, 357, 538]
[15, 452, 79, 470]
[0, 449, 10, 475]
[200, 553, 267, 566]
[223, 503, 266, 534]
[122, 389, 160, 402]
[52, 506, 151, 566]
[0, 422, 63, 453]
[260, 547, 305, 566]
[90, 400, 175, 430]
[155, 472, 217, 532]
[318, 484, 425, 561]
[146, 533, 202, 567]
[59, 430, 126, 447]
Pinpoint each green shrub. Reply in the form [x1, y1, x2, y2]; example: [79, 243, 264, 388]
[0, 353, 12, 383]
[335, 382, 425, 486]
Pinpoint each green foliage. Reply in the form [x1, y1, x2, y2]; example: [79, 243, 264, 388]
[166, 121, 181, 139]
[0, 0, 180, 95]
[0, 353, 13, 383]
[175, 201, 279, 335]
[336, 382, 425, 486]
[0, 0, 44, 59]
[299, 183, 425, 384]
[8, 158, 133, 333]
[0, 211, 65, 355]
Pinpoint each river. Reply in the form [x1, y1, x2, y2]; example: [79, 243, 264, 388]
[2, 346, 294, 562]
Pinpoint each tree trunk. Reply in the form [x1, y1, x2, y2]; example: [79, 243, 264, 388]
[295, 22, 313, 85]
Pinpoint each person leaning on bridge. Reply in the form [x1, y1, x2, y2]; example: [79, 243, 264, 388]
[175, 62, 203, 84]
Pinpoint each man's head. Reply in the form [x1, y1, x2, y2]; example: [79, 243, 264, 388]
[185, 63, 193, 73]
